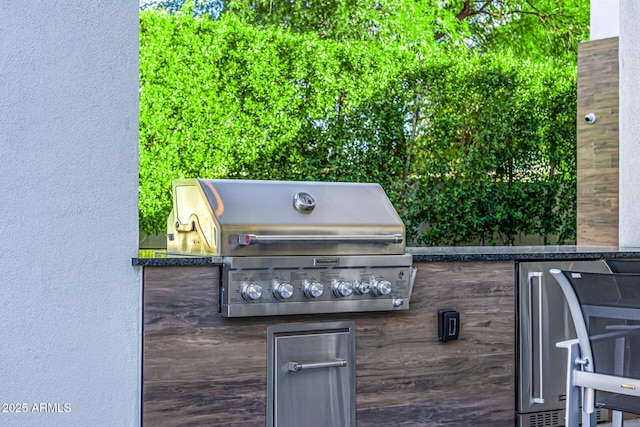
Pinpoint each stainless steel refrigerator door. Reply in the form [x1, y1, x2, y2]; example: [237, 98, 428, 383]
[517, 260, 610, 417]
[267, 321, 356, 427]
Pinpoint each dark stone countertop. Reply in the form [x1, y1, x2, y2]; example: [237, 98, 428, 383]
[132, 246, 640, 266]
[407, 245, 640, 262]
[132, 252, 221, 266]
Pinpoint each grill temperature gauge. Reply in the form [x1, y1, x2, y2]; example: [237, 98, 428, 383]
[293, 191, 316, 212]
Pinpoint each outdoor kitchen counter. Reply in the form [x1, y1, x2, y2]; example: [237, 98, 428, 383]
[407, 244, 640, 261]
[135, 246, 640, 426]
[133, 245, 640, 266]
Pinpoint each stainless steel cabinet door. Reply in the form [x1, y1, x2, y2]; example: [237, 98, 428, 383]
[267, 321, 356, 427]
[517, 261, 610, 416]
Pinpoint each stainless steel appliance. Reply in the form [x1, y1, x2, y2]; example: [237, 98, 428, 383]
[267, 321, 356, 427]
[166, 179, 415, 317]
[516, 260, 611, 427]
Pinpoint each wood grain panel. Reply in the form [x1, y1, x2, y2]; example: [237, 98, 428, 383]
[143, 261, 514, 426]
[577, 37, 619, 246]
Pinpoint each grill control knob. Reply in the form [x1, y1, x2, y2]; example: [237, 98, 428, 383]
[304, 281, 324, 299]
[242, 282, 263, 301]
[373, 279, 392, 296]
[274, 282, 294, 300]
[354, 280, 371, 295]
[333, 280, 354, 298]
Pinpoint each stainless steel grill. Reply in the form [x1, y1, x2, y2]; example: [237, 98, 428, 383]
[167, 179, 415, 317]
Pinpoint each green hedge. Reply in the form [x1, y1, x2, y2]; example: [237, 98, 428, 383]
[396, 56, 577, 245]
[140, 10, 577, 245]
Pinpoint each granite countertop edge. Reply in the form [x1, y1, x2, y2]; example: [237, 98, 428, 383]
[132, 246, 640, 266]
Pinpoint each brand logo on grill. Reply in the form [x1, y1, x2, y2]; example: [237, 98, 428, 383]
[314, 258, 340, 266]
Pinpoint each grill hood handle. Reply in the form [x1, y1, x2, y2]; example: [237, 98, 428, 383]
[238, 233, 403, 246]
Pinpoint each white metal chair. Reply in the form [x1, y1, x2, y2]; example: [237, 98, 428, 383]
[605, 259, 640, 274]
[551, 269, 640, 427]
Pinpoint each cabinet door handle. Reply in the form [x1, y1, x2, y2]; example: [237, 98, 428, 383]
[528, 271, 545, 404]
[288, 359, 348, 372]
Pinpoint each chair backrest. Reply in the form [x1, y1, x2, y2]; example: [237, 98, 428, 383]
[605, 259, 640, 274]
[551, 269, 640, 414]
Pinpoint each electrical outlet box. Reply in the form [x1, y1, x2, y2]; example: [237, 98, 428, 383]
[438, 309, 460, 342]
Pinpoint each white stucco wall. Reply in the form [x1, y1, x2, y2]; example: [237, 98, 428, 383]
[0, 2, 140, 426]
[591, 0, 620, 40]
[619, 0, 640, 246]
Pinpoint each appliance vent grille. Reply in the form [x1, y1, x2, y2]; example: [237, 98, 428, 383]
[528, 411, 561, 427]
[580, 409, 608, 423]
[521, 409, 609, 427]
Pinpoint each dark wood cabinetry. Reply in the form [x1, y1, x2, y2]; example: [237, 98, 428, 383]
[143, 261, 514, 426]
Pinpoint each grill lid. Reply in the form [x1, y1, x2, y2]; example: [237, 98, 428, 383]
[166, 179, 406, 256]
